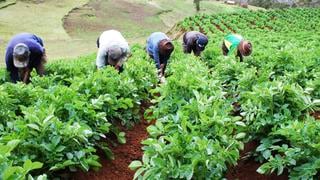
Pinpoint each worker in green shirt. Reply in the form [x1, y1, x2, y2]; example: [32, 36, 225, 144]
[222, 34, 252, 62]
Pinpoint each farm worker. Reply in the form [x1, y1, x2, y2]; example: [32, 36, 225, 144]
[96, 30, 130, 72]
[222, 33, 252, 62]
[146, 32, 174, 83]
[5, 33, 47, 83]
[182, 31, 208, 56]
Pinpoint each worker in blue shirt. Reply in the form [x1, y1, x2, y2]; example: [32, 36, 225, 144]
[146, 32, 174, 82]
[5, 33, 47, 83]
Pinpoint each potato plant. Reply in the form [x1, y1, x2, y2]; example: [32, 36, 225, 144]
[132, 8, 320, 179]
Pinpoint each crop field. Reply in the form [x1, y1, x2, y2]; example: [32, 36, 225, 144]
[0, 0, 254, 66]
[0, 6, 320, 180]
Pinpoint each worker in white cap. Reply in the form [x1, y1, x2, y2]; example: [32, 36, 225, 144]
[96, 30, 130, 72]
[5, 33, 47, 83]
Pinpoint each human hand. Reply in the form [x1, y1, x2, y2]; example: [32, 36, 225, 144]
[115, 64, 121, 71]
[159, 75, 166, 83]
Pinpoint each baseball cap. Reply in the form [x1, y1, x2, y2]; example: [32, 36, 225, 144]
[107, 45, 126, 66]
[196, 36, 208, 48]
[13, 43, 30, 68]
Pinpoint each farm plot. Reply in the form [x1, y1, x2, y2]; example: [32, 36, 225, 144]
[131, 8, 320, 180]
[0, 8, 319, 180]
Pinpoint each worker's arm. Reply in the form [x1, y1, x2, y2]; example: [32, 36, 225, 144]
[236, 50, 243, 62]
[222, 44, 228, 56]
[159, 64, 165, 76]
[153, 46, 161, 69]
[96, 36, 100, 48]
[35, 54, 46, 77]
[194, 48, 201, 56]
[185, 38, 194, 53]
[96, 47, 107, 69]
[9, 69, 19, 83]
[5, 50, 19, 83]
[22, 68, 32, 84]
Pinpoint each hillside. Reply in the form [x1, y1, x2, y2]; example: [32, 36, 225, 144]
[0, 0, 261, 66]
[248, 0, 320, 8]
[0, 7, 319, 180]
[0, 0, 89, 65]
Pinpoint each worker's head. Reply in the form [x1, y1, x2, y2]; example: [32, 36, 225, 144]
[239, 40, 252, 56]
[159, 39, 174, 57]
[196, 36, 208, 51]
[13, 43, 30, 68]
[108, 45, 124, 66]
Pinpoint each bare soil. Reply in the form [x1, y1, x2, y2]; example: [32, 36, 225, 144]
[71, 102, 152, 180]
[68, 103, 292, 180]
[226, 141, 288, 180]
[212, 22, 225, 33]
[221, 21, 237, 33]
[311, 111, 320, 120]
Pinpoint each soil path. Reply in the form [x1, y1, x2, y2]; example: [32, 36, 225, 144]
[72, 104, 152, 180]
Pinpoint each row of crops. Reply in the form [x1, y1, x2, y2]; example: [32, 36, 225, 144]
[0, 46, 158, 179]
[0, 7, 320, 180]
[129, 8, 320, 179]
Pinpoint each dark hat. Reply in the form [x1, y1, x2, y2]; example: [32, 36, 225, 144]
[13, 43, 30, 68]
[159, 39, 174, 55]
[196, 36, 208, 48]
[239, 40, 252, 56]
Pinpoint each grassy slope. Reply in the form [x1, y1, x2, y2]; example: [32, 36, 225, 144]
[0, 0, 16, 9]
[64, 0, 263, 45]
[0, 0, 89, 65]
[0, 0, 262, 66]
[63, 0, 166, 44]
[128, 0, 263, 27]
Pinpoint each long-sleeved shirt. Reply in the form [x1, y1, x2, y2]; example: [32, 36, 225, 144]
[146, 32, 170, 69]
[5, 33, 44, 83]
[96, 30, 130, 69]
[183, 31, 208, 56]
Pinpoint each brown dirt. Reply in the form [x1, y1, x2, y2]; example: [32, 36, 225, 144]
[71, 102, 153, 180]
[226, 141, 289, 180]
[221, 21, 237, 33]
[195, 22, 206, 34]
[311, 111, 320, 120]
[63, 0, 166, 39]
[67, 100, 292, 180]
[231, 102, 242, 116]
[212, 22, 225, 33]
[166, 24, 185, 40]
[264, 26, 273, 30]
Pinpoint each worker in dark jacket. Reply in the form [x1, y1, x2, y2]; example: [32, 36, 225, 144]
[183, 31, 208, 56]
[146, 32, 174, 82]
[222, 33, 252, 62]
[5, 33, 46, 83]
